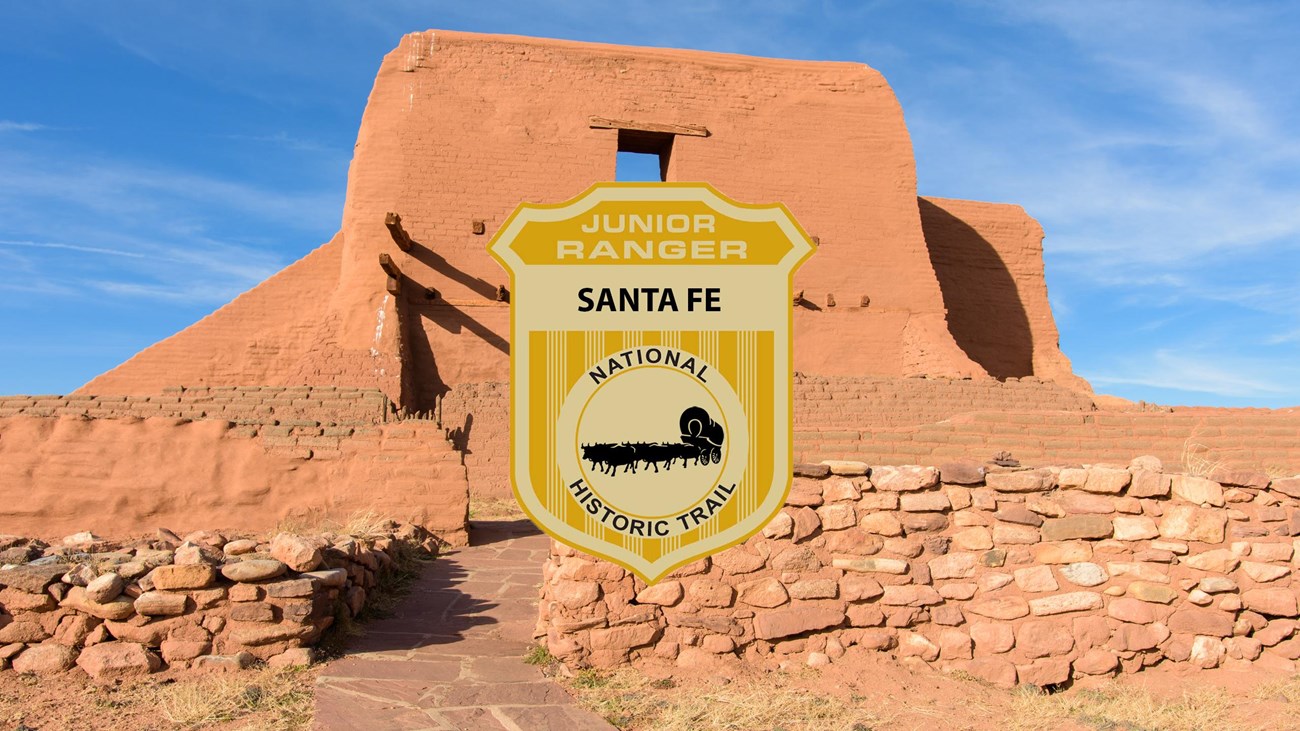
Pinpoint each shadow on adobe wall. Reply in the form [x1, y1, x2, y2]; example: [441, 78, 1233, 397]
[919, 198, 1034, 380]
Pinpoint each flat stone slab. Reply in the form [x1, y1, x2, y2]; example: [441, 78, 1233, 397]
[314, 519, 614, 731]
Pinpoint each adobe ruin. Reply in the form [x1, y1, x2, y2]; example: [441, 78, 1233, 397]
[1, 30, 1297, 540]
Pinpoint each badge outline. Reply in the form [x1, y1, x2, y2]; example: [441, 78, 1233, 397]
[488, 182, 815, 583]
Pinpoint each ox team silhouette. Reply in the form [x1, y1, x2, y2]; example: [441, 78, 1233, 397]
[581, 406, 724, 476]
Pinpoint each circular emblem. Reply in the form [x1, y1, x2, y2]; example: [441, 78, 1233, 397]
[557, 346, 749, 537]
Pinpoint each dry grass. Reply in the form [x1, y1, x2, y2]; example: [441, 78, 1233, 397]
[468, 497, 527, 520]
[1180, 439, 1225, 479]
[157, 667, 316, 730]
[0, 666, 317, 731]
[1254, 673, 1300, 704]
[1008, 682, 1239, 731]
[564, 668, 890, 731]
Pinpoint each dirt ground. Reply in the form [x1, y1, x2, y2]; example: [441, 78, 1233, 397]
[560, 650, 1300, 731]
[0, 665, 316, 731]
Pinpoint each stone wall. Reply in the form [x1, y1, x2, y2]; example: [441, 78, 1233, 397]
[0, 522, 438, 677]
[0, 414, 469, 546]
[537, 458, 1300, 686]
[438, 376, 1299, 501]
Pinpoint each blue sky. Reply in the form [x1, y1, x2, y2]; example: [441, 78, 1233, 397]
[1, 1, 1297, 407]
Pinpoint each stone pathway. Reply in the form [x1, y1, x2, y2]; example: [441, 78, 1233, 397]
[314, 520, 615, 731]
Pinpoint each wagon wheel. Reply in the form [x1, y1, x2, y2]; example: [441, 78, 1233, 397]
[709, 446, 721, 464]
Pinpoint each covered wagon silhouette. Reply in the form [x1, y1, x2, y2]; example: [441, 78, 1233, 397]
[581, 406, 725, 475]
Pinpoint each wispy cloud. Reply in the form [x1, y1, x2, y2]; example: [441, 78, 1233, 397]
[0, 121, 45, 133]
[1088, 348, 1297, 400]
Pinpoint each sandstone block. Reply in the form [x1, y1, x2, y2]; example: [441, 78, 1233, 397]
[839, 575, 883, 602]
[939, 460, 986, 485]
[1082, 468, 1130, 494]
[1017, 620, 1074, 658]
[76, 642, 160, 680]
[1034, 542, 1092, 564]
[900, 492, 950, 512]
[995, 506, 1043, 527]
[1041, 515, 1112, 542]
[1060, 562, 1109, 587]
[1159, 505, 1227, 543]
[1185, 549, 1239, 573]
[816, 504, 856, 530]
[270, 533, 323, 572]
[832, 557, 908, 574]
[985, 469, 1054, 493]
[794, 463, 831, 478]
[880, 585, 942, 607]
[134, 591, 189, 617]
[858, 513, 903, 537]
[150, 564, 216, 591]
[963, 657, 1017, 688]
[791, 507, 821, 542]
[1168, 608, 1234, 637]
[1271, 478, 1300, 499]
[0, 564, 67, 593]
[821, 477, 861, 502]
[771, 546, 820, 572]
[1029, 592, 1103, 616]
[966, 597, 1030, 621]
[220, 559, 288, 583]
[992, 523, 1040, 544]
[1189, 636, 1226, 669]
[1127, 582, 1178, 604]
[1016, 657, 1071, 687]
[821, 460, 868, 476]
[635, 581, 683, 606]
[753, 606, 845, 640]
[788, 579, 838, 600]
[929, 552, 977, 580]
[687, 581, 735, 608]
[1014, 566, 1059, 593]
[1112, 516, 1159, 541]
[1074, 648, 1119, 675]
[1242, 589, 1299, 617]
[60, 587, 135, 621]
[1242, 562, 1290, 583]
[1128, 470, 1171, 498]
[938, 628, 973, 659]
[870, 465, 938, 492]
[762, 512, 794, 539]
[12, 643, 77, 675]
[1108, 597, 1156, 624]
[951, 527, 993, 551]
[85, 573, 125, 604]
[970, 622, 1015, 654]
[1170, 476, 1225, 507]
[737, 577, 789, 608]
[897, 631, 939, 661]
[0, 587, 55, 612]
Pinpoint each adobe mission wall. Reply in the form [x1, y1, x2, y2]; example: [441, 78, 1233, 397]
[2, 30, 1297, 541]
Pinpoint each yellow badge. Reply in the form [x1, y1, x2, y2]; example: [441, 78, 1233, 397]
[489, 183, 814, 582]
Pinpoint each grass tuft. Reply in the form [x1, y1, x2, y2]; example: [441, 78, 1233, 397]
[1008, 681, 1238, 731]
[564, 668, 890, 731]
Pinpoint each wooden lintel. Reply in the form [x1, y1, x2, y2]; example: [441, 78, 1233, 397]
[378, 253, 402, 280]
[589, 116, 709, 138]
[384, 212, 412, 251]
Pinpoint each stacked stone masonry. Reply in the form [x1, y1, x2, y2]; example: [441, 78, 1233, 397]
[439, 378, 1300, 501]
[0, 523, 438, 678]
[538, 458, 1300, 687]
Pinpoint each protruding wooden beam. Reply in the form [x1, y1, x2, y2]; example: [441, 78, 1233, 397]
[386, 276, 401, 296]
[384, 212, 412, 252]
[589, 116, 709, 138]
[379, 253, 402, 279]
[793, 290, 805, 306]
[496, 284, 510, 303]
